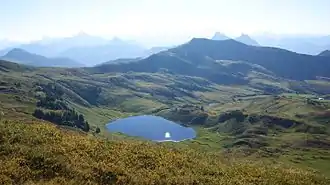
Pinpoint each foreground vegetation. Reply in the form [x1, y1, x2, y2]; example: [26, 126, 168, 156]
[0, 120, 329, 185]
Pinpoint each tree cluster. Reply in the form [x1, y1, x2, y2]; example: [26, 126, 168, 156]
[33, 82, 90, 132]
[33, 109, 90, 132]
[37, 96, 69, 110]
[218, 110, 246, 123]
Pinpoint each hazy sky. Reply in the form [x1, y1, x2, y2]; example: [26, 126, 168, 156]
[1, 0, 330, 45]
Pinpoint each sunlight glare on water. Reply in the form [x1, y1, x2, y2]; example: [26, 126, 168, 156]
[165, 132, 171, 138]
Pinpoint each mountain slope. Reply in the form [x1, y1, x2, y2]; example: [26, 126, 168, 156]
[172, 38, 330, 80]
[143, 46, 171, 56]
[0, 48, 11, 56]
[318, 50, 330, 56]
[90, 50, 274, 85]
[99, 57, 142, 65]
[0, 60, 35, 72]
[235, 34, 260, 46]
[1, 48, 83, 67]
[92, 38, 330, 81]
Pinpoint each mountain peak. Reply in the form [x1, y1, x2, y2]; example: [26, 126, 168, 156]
[211, 32, 230, 41]
[235, 34, 260, 46]
[237, 34, 253, 40]
[6, 48, 31, 56]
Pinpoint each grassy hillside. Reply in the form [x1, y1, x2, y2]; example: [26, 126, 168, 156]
[0, 119, 329, 185]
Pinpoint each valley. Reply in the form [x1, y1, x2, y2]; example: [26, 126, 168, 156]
[1, 38, 330, 184]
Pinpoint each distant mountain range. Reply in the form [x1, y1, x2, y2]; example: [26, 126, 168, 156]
[0, 48, 83, 67]
[0, 33, 171, 66]
[57, 38, 146, 66]
[254, 34, 330, 55]
[13, 32, 110, 57]
[210, 32, 330, 54]
[2, 32, 330, 67]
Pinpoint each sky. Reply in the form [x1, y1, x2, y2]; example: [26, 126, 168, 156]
[1, 0, 330, 46]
